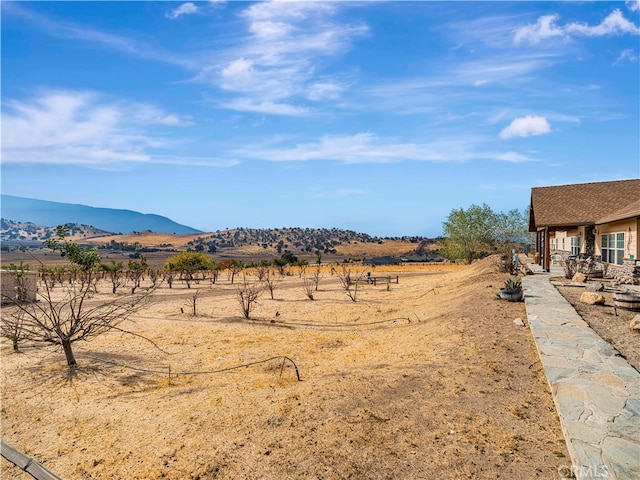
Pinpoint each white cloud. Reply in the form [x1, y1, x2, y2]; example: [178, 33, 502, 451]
[197, 1, 368, 115]
[614, 48, 639, 64]
[566, 9, 640, 36]
[514, 14, 566, 45]
[231, 132, 526, 165]
[628, 1, 640, 12]
[1, 91, 193, 165]
[514, 9, 640, 45]
[166, 2, 198, 20]
[495, 152, 533, 163]
[499, 116, 551, 139]
[220, 99, 308, 116]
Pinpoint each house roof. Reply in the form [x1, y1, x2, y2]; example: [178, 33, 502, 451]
[529, 179, 640, 230]
[597, 202, 640, 225]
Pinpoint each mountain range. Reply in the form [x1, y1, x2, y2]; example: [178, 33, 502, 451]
[0, 195, 201, 235]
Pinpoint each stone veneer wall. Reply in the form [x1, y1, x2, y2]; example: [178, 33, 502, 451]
[602, 259, 640, 285]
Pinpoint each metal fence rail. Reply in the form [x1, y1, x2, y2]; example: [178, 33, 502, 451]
[1, 441, 62, 480]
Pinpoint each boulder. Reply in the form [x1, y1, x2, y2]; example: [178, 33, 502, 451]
[630, 315, 640, 332]
[586, 282, 605, 292]
[580, 292, 605, 305]
[513, 318, 525, 327]
[572, 273, 587, 283]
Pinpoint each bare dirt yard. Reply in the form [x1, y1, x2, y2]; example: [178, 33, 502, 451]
[1, 260, 571, 479]
[554, 280, 640, 372]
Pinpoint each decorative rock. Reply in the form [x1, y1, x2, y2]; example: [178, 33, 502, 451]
[572, 273, 587, 283]
[513, 317, 525, 327]
[586, 282, 604, 292]
[630, 315, 640, 332]
[579, 292, 605, 305]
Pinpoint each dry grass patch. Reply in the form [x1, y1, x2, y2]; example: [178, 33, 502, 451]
[2, 260, 568, 479]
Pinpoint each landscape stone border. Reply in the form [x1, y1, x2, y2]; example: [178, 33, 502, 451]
[523, 265, 640, 480]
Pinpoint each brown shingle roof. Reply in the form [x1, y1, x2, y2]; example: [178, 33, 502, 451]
[597, 202, 640, 225]
[529, 179, 640, 230]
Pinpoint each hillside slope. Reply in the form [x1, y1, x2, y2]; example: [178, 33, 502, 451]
[1, 195, 201, 235]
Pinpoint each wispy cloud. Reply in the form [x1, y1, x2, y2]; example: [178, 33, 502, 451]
[614, 48, 639, 65]
[514, 9, 640, 45]
[166, 2, 199, 20]
[628, 1, 640, 12]
[197, 1, 368, 115]
[3, 2, 195, 69]
[499, 116, 551, 139]
[1, 91, 194, 166]
[232, 132, 533, 165]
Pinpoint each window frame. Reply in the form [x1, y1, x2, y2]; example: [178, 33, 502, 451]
[601, 232, 624, 265]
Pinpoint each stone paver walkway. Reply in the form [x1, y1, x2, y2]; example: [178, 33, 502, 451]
[523, 266, 640, 479]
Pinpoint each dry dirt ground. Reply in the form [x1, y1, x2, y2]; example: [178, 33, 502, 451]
[1, 260, 571, 479]
[554, 281, 640, 372]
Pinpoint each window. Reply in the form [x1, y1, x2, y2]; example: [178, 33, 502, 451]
[571, 236, 580, 256]
[601, 232, 624, 265]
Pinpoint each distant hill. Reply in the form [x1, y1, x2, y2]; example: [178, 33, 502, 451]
[83, 228, 436, 261]
[1, 195, 202, 235]
[1, 219, 112, 246]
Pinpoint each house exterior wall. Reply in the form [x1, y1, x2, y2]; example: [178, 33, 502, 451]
[595, 218, 638, 261]
[594, 218, 639, 284]
[549, 228, 583, 260]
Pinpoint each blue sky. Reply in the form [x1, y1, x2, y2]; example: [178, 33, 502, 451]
[2, 1, 639, 237]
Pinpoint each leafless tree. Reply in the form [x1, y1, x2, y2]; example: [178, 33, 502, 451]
[187, 290, 201, 316]
[256, 264, 270, 282]
[259, 267, 281, 300]
[336, 266, 366, 302]
[229, 260, 245, 285]
[163, 270, 175, 289]
[2, 271, 155, 368]
[302, 276, 315, 300]
[312, 265, 323, 291]
[1, 226, 158, 369]
[1, 307, 32, 351]
[237, 275, 263, 319]
[148, 269, 160, 288]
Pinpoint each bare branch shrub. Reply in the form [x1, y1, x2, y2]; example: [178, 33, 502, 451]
[1, 225, 158, 369]
[187, 290, 201, 316]
[237, 275, 263, 319]
[312, 266, 323, 291]
[302, 276, 315, 300]
[1, 307, 32, 351]
[259, 267, 281, 300]
[336, 266, 366, 302]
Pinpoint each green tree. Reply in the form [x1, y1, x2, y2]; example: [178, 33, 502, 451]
[493, 209, 530, 245]
[44, 225, 101, 272]
[440, 204, 497, 264]
[128, 254, 148, 293]
[100, 260, 124, 294]
[164, 251, 215, 288]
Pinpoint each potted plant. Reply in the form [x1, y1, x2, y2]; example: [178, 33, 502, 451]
[499, 277, 523, 302]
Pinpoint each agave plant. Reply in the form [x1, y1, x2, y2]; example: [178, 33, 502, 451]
[503, 277, 522, 291]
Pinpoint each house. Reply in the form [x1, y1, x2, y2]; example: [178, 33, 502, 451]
[528, 179, 640, 282]
[363, 256, 401, 266]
